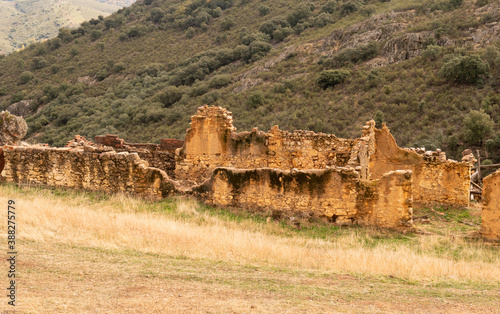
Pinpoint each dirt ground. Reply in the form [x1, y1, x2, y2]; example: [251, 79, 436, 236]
[3, 240, 498, 314]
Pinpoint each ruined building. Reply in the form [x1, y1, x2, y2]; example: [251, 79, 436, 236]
[0, 106, 498, 240]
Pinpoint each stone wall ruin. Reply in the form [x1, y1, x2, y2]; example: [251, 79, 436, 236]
[1, 106, 499, 238]
[482, 169, 500, 241]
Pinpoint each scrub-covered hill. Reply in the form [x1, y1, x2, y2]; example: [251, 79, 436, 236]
[0, 0, 499, 162]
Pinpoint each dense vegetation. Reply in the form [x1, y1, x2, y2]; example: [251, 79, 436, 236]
[0, 0, 499, 163]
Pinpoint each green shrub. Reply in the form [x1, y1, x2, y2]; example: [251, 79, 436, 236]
[340, 1, 359, 16]
[90, 30, 103, 41]
[463, 109, 494, 146]
[328, 42, 379, 67]
[421, 45, 443, 61]
[476, 0, 490, 7]
[286, 3, 312, 28]
[156, 86, 183, 107]
[272, 26, 292, 42]
[149, 8, 165, 23]
[313, 13, 334, 28]
[32, 57, 48, 69]
[209, 74, 232, 88]
[486, 133, 500, 163]
[220, 18, 235, 31]
[70, 47, 79, 57]
[247, 91, 264, 108]
[316, 69, 351, 89]
[438, 54, 490, 84]
[322, 1, 338, 14]
[0, 86, 7, 96]
[259, 5, 270, 16]
[19, 71, 35, 84]
[11, 92, 25, 104]
[96, 68, 109, 81]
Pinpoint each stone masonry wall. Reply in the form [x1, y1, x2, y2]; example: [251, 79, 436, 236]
[1, 146, 175, 199]
[368, 125, 471, 206]
[482, 169, 500, 241]
[198, 167, 413, 229]
[175, 106, 357, 182]
[94, 135, 179, 178]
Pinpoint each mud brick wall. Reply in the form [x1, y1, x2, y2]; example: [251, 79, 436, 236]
[482, 169, 500, 241]
[199, 167, 413, 229]
[0, 146, 174, 199]
[369, 125, 470, 206]
[175, 106, 356, 182]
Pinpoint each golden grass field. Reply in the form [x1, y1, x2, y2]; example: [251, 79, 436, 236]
[0, 184, 499, 313]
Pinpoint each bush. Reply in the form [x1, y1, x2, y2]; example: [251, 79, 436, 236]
[220, 18, 235, 31]
[463, 109, 494, 146]
[156, 86, 183, 107]
[32, 57, 48, 69]
[149, 8, 164, 23]
[209, 74, 232, 88]
[96, 68, 108, 81]
[316, 69, 351, 89]
[247, 41, 272, 62]
[286, 3, 312, 28]
[329, 42, 379, 67]
[90, 30, 103, 41]
[340, 1, 359, 16]
[19, 71, 35, 84]
[322, 1, 338, 14]
[259, 5, 270, 16]
[313, 13, 334, 28]
[476, 0, 490, 7]
[247, 91, 264, 108]
[438, 54, 490, 84]
[272, 26, 292, 42]
[486, 133, 500, 163]
[421, 45, 443, 61]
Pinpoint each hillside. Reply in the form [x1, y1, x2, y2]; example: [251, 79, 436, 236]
[0, 0, 135, 54]
[0, 0, 499, 162]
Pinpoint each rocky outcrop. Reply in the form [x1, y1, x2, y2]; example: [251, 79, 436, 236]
[6, 100, 33, 117]
[0, 111, 27, 146]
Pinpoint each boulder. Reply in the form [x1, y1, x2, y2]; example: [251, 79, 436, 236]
[0, 111, 28, 146]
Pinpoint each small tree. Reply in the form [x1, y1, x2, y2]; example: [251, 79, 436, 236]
[316, 69, 350, 89]
[19, 71, 34, 84]
[438, 55, 490, 84]
[463, 109, 494, 146]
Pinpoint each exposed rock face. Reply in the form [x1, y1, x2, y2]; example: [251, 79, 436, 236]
[482, 169, 500, 242]
[0, 111, 28, 146]
[6, 100, 33, 117]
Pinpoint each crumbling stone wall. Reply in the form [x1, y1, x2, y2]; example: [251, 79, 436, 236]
[482, 169, 500, 241]
[94, 135, 179, 178]
[198, 167, 413, 229]
[1, 146, 175, 199]
[368, 125, 470, 206]
[175, 106, 356, 182]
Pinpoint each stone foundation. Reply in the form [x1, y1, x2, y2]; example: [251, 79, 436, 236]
[482, 170, 500, 241]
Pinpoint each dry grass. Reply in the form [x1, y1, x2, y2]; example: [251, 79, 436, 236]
[1, 184, 499, 312]
[2, 185, 499, 283]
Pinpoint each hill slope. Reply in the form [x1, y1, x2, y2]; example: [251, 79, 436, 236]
[0, 0, 135, 54]
[0, 0, 499, 162]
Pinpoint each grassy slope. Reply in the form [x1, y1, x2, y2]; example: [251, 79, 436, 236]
[0, 0, 498, 162]
[0, 0, 135, 54]
[0, 184, 498, 312]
